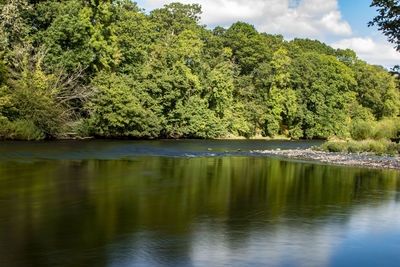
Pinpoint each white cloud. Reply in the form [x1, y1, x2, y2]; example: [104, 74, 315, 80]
[331, 37, 400, 68]
[143, 0, 352, 38]
[319, 11, 352, 35]
[190, 220, 341, 267]
[298, 0, 338, 16]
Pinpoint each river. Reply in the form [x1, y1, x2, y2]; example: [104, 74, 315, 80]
[0, 140, 399, 266]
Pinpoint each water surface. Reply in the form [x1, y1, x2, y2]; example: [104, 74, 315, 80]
[0, 140, 399, 267]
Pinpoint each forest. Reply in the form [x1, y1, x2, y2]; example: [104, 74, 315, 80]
[0, 0, 399, 140]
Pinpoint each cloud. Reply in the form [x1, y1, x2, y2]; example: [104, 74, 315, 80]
[331, 37, 400, 68]
[142, 0, 352, 38]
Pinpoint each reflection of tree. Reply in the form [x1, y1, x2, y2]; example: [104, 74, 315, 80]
[0, 157, 398, 266]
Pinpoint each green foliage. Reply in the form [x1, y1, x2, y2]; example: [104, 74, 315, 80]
[114, 1, 152, 72]
[0, 54, 8, 85]
[0, 118, 45, 140]
[290, 53, 356, 139]
[166, 96, 225, 138]
[373, 118, 400, 139]
[255, 48, 299, 137]
[224, 22, 272, 75]
[322, 141, 349, 153]
[350, 120, 374, 140]
[89, 72, 162, 138]
[352, 60, 400, 119]
[37, 0, 123, 74]
[4, 59, 70, 138]
[201, 59, 234, 118]
[1, 0, 399, 140]
[0, 0, 32, 50]
[0, 51, 89, 139]
[289, 39, 336, 57]
[321, 139, 397, 155]
[149, 2, 202, 37]
[350, 118, 400, 140]
[39, 0, 95, 73]
[224, 104, 253, 138]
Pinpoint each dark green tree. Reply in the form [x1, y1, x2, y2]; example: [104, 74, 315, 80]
[89, 72, 162, 138]
[290, 53, 357, 138]
[352, 60, 400, 119]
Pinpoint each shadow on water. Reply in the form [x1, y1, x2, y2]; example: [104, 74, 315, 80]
[0, 139, 324, 160]
[0, 140, 399, 266]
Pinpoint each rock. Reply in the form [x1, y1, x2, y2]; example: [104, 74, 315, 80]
[251, 148, 400, 171]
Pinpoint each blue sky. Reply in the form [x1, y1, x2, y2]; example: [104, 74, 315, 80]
[135, 0, 400, 68]
[338, 0, 375, 36]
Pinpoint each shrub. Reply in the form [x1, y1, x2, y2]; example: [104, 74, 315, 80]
[0, 118, 45, 140]
[350, 120, 374, 140]
[387, 142, 400, 155]
[89, 72, 163, 138]
[321, 141, 348, 152]
[373, 118, 400, 139]
[367, 139, 387, 153]
[320, 139, 397, 155]
[347, 145, 359, 153]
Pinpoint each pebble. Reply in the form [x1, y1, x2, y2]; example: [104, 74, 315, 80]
[252, 148, 400, 170]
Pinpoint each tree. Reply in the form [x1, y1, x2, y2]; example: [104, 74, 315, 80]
[37, 0, 123, 75]
[89, 72, 162, 138]
[224, 22, 271, 75]
[352, 60, 400, 119]
[149, 2, 202, 37]
[0, 53, 7, 85]
[290, 53, 357, 139]
[369, 0, 400, 51]
[255, 48, 299, 137]
[0, 0, 32, 50]
[1, 0, 400, 140]
[1, 56, 90, 138]
[114, 1, 152, 73]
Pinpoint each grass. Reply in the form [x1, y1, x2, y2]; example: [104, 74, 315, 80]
[317, 118, 400, 156]
[350, 118, 400, 140]
[318, 139, 400, 156]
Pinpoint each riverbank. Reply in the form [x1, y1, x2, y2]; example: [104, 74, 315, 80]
[253, 148, 400, 170]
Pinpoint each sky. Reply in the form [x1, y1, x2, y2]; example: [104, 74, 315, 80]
[135, 0, 400, 69]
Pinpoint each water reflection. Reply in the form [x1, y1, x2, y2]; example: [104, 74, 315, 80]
[0, 155, 399, 266]
[0, 139, 323, 160]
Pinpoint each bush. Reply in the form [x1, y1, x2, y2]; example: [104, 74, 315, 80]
[347, 145, 359, 153]
[321, 141, 348, 152]
[373, 118, 400, 139]
[320, 139, 396, 155]
[350, 118, 400, 141]
[65, 119, 94, 137]
[89, 72, 163, 138]
[387, 142, 400, 155]
[1, 59, 86, 139]
[166, 96, 226, 138]
[350, 120, 374, 140]
[367, 139, 387, 153]
[0, 118, 45, 140]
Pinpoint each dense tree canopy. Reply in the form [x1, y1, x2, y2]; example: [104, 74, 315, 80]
[0, 0, 399, 140]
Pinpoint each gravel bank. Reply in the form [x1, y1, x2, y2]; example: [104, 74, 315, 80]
[252, 148, 400, 170]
